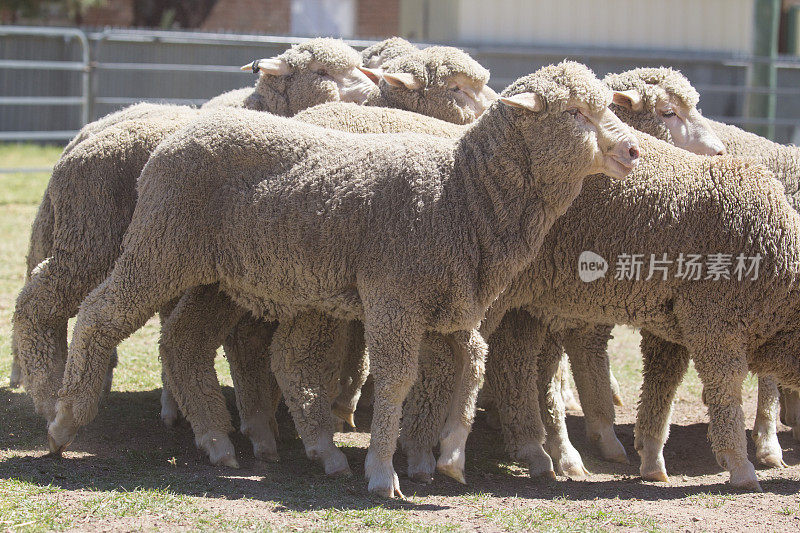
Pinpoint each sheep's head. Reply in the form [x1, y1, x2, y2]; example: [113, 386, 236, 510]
[497, 61, 640, 181]
[604, 67, 725, 156]
[361, 46, 498, 124]
[242, 38, 378, 115]
[361, 37, 418, 68]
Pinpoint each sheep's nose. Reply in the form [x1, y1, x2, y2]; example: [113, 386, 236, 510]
[629, 145, 640, 159]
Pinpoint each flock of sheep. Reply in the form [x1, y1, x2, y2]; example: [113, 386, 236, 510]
[9, 36, 800, 498]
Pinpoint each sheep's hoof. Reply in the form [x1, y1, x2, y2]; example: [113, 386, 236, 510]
[410, 471, 433, 484]
[332, 404, 357, 429]
[199, 431, 239, 469]
[323, 454, 352, 477]
[47, 407, 77, 455]
[728, 460, 761, 492]
[160, 389, 180, 427]
[8, 363, 22, 389]
[730, 476, 763, 493]
[405, 446, 436, 484]
[556, 458, 589, 481]
[641, 470, 669, 483]
[436, 463, 466, 484]
[254, 446, 280, 463]
[367, 471, 405, 499]
[536, 470, 557, 481]
[612, 393, 624, 407]
[757, 452, 786, 469]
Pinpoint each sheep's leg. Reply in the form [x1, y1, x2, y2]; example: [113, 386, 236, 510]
[539, 334, 589, 479]
[635, 330, 690, 482]
[753, 376, 786, 468]
[691, 338, 760, 491]
[558, 354, 581, 411]
[48, 251, 201, 454]
[609, 369, 623, 406]
[779, 387, 800, 441]
[160, 285, 245, 467]
[155, 298, 180, 425]
[399, 333, 455, 484]
[362, 304, 422, 498]
[563, 324, 627, 464]
[485, 310, 554, 478]
[331, 321, 367, 428]
[437, 329, 487, 484]
[9, 353, 22, 388]
[270, 311, 350, 477]
[224, 315, 280, 463]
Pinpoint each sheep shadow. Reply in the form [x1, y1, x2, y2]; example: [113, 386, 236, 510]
[1, 387, 797, 510]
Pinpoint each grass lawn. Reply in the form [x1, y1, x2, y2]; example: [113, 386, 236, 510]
[0, 143, 798, 532]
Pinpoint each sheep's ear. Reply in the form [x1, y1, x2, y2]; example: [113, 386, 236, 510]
[612, 89, 644, 111]
[240, 57, 291, 76]
[358, 66, 383, 85]
[382, 72, 423, 90]
[499, 93, 544, 113]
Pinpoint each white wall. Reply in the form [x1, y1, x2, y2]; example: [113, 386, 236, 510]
[457, 0, 755, 53]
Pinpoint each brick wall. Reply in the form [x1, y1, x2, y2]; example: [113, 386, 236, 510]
[202, 0, 291, 34]
[356, 0, 399, 38]
[82, 0, 135, 27]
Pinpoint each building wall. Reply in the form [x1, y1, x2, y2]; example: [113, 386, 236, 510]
[82, 0, 135, 27]
[202, 0, 291, 34]
[357, 0, 399, 37]
[457, 0, 756, 53]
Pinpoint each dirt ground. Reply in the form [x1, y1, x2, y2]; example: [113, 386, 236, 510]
[2, 327, 799, 532]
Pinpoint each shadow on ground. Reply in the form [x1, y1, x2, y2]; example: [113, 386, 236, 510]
[1, 385, 798, 512]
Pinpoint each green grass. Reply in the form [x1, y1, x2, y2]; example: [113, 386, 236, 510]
[0, 143, 61, 205]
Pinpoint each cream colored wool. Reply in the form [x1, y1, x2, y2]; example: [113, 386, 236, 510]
[12, 38, 372, 432]
[158, 45, 497, 469]
[48, 62, 638, 498]
[361, 37, 418, 68]
[482, 133, 800, 491]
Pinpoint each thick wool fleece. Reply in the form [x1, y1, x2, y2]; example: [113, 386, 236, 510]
[14, 38, 366, 425]
[483, 133, 800, 490]
[366, 46, 492, 125]
[13, 106, 199, 421]
[160, 48, 491, 465]
[52, 62, 623, 498]
[203, 38, 375, 114]
[474, 66, 788, 477]
[296, 102, 467, 136]
[708, 120, 800, 207]
[361, 37, 418, 68]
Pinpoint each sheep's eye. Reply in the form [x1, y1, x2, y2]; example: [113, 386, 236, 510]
[567, 108, 579, 117]
[316, 69, 329, 77]
[450, 86, 461, 93]
[661, 110, 676, 118]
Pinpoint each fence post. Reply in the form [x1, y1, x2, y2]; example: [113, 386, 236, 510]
[747, 0, 780, 139]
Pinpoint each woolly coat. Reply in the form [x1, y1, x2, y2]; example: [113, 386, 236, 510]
[50, 64, 631, 499]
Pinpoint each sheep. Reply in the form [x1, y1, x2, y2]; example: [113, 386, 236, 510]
[12, 38, 377, 432]
[399, 66, 734, 480]
[477, 132, 800, 491]
[360, 37, 419, 68]
[540, 68, 800, 471]
[157, 46, 498, 469]
[203, 37, 377, 112]
[45, 62, 640, 499]
[706, 118, 800, 439]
